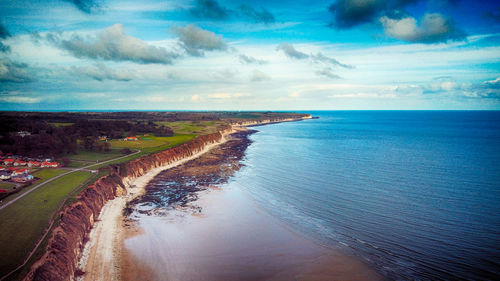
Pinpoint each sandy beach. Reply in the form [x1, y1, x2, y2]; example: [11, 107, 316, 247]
[119, 130, 382, 281]
[79, 124, 381, 281]
[78, 132, 230, 281]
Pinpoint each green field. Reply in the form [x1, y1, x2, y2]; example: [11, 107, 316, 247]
[0, 169, 68, 207]
[109, 134, 195, 149]
[66, 149, 123, 162]
[31, 169, 67, 182]
[0, 171, 94, 276]
[155, 121, 226, 135]
[0, 181, 16, 190]
[49, 122, 74, 127]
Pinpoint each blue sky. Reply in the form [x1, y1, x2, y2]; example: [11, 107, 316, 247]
[0, 0, 499, 110]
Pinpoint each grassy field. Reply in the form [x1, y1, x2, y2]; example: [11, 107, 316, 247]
[109, 134, 195, 149]
[156, 120, 226, 135]
[0, 169, 68, 206]
[49, 122, 74, 127]
[31, 169, 67, 182]
[64, 149, 125, 167]
[66, 149, 123, 162]
[0, 171, 93, 276]
[0, 181, 16, 191]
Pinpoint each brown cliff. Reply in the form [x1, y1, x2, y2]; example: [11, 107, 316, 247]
[24, 131, 227, 281]
[24, 116, 307, 281]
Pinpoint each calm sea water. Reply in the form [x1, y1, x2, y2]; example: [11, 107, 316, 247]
[230, 111, 500, 280]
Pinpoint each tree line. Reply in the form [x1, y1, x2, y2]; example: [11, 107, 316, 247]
[0, 117, 173, 158]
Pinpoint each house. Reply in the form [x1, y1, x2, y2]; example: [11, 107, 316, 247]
[12, 168, 29, 176]
[28, 161, 41, 167]
[124, 136, 138, 141]
[12, 174, 33, 183]
[17, 131, 31, 137]
[13, 160, 27, 166]
[0, 172, 11, 180]
[3, 159, 14, 165]
[41, 161, 59, 168]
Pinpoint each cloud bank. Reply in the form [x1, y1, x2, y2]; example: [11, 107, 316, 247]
[0, 93, 40, 104]
[276, 43, 309, 59]
[0, 59, 33, 83]
[328, 0, 465, 43]
[277, 43, 353, 68]
[238, 54, 267, 65]
[48, 24, 179, 64]
[172, 24, 227, 56]
[71, 63, 133, 81]
[327, 0, 432, 28]
[316, 67, 342, 79]
[380, 13, 465, 43]
[277, 43, 352, 79]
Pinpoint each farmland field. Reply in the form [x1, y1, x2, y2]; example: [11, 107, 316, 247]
[0, 171, 94, 276]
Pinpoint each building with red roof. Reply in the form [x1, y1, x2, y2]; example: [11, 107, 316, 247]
[28, 161, 41, 167]
[41, 161, 59, 168]
[13, 160, 27, 166]
[12, 168, 29, 176]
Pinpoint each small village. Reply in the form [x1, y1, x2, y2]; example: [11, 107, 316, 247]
[0, 152, 59, 194]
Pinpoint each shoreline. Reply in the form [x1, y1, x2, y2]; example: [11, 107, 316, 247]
[78, 131, 231, 281]
[77, 116, 312, 281]
[118, 125, 382, 281]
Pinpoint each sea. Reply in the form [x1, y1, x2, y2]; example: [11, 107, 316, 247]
[228, 111, 500, 280]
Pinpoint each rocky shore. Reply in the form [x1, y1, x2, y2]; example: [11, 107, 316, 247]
[24, 130, 230, 281]
[23, 115, 311, 281]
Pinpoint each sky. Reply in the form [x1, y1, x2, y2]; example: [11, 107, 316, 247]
[0, 0, 500, 110]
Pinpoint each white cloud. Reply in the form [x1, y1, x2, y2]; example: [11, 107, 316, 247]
[0, 93, 40, 104]
[171, 24, 228, 56]
[380, 13, 466, 43]
[48, 24, 180, 64]
[71, 63, 134, 81]
[315, 67, 341, 79]
[0, 59, 33, 83]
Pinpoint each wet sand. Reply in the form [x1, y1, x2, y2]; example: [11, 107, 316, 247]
[78, 132, 230, 281]
[122, 131, 382, 281]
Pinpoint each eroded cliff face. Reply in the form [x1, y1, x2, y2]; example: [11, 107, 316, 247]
[24, 117, 306, 281]
[229, 114, 312, 127]
[24, 131, 227, 281]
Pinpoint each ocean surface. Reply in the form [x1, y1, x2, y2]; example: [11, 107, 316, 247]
[229, 111, 500, 280]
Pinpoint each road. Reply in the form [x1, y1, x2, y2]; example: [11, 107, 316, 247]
[0, 149, 140, 211]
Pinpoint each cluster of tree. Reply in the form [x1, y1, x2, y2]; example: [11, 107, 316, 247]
[0, 117, 78, 157]
[66, 120, 173, 138]
[0, 116, 173, 158]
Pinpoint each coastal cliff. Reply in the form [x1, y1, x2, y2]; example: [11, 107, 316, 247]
[23, 116, 309, 281]
[24, 131, 228, 281]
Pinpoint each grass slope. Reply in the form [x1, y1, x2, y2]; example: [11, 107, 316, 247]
[0, 171, 93, 275]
